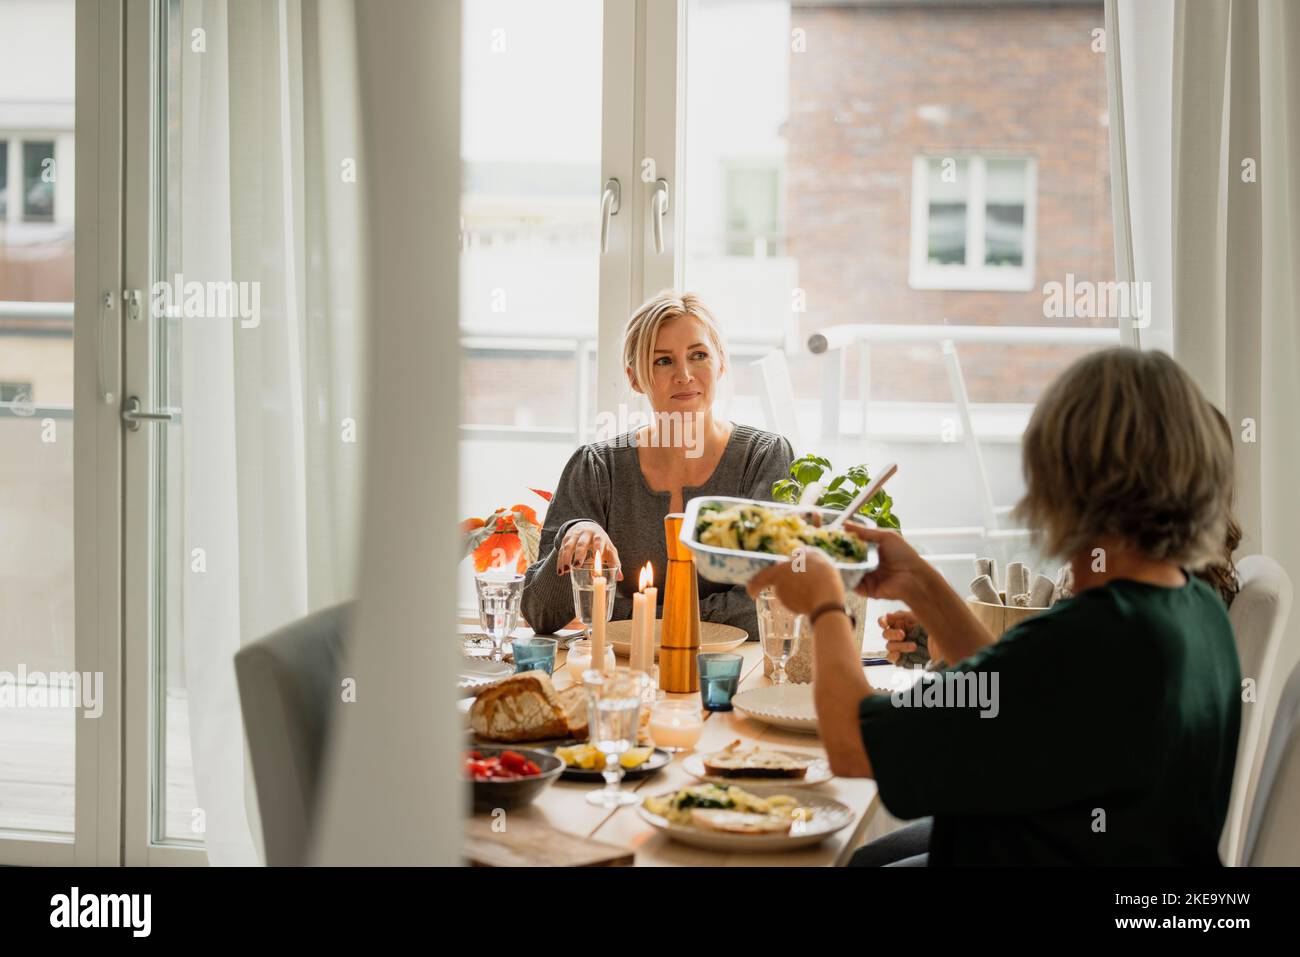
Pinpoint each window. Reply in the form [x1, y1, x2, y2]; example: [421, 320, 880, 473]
[0, 0, 76, 850]
[0, 381, 33, 403]
[456, 0, 605, 611]
[21, 140, 56, 222]
[681, 0, 1115, 591]
[724, 162, 781, 257]
[0, 136, 66, 225]
[910, 154, 1036, 291]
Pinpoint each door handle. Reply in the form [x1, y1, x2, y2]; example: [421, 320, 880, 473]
[121, 395, 179, 431]
[651, 178, 670, 255]
[599, 178, 621, 254]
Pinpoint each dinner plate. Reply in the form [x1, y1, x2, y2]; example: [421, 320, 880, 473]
[680, 496, 878, 590]
[544, 746, 672, 782]
[682, 750, 833, 787]
[456, 657, 513, 693]
[637, 784, 853, 853]
[731, 684, 819, 734]
[607, 619, 748, 660]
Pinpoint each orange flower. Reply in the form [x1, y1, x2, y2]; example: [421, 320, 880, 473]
[462, 499, 544, 574]
[510, 504, 538, 524]
[472, 531, 526, 573]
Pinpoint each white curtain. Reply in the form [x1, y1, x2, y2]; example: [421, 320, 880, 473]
[1115, 0, 1300, 861]
[178, 0, 365, 864]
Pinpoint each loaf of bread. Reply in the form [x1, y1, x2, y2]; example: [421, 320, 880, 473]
[470, 671, 588, 743]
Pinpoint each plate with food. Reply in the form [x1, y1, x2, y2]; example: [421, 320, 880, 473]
[730, 683, 820, 734]
[681, 496, 878, 589]
[549, 743, 671, 781]
[606, 619, 748, 659]
[638, 782, 853, 852]
[682, 739, 832, 787]
[464, 746, 565, 812]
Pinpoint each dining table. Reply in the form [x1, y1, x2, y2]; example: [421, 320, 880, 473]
[459, 617, 913, 867]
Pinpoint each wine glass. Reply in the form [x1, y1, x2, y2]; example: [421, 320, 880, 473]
[583, 667, 647, 808]
[569, 560, 619, 644]
[754, 586, 803, 685]
[474, 571, 525, 663]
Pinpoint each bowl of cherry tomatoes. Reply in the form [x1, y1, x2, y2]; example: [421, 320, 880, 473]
[464, 746, 565, 812]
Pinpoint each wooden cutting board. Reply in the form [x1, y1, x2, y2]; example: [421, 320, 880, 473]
[463, 815, 635, 867]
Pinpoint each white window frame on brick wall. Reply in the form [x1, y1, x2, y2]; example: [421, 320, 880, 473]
[908, 153, 1037, 293]
[0, 132, 74, 227]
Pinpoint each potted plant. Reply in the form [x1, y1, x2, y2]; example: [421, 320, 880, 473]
[771, 455, 900, 529]
[460, 489, 552, 574]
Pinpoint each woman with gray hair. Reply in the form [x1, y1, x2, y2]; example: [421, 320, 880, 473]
[748, 348, 1241, 865]
[521, 290, 793, 638]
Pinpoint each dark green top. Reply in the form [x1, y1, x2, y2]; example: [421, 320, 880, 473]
[858, 575, 1241, 866]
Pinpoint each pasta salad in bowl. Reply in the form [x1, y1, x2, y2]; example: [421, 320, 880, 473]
[680, 496, 878, 590]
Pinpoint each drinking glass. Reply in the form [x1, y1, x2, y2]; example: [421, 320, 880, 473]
[474, 572, 525, 663]
[569, 561, 619, 645]
[754, 587, 804, 685]
[583, 667, 648, 808]
[512, 636, 558, 675]
[698, 653, 743, 711]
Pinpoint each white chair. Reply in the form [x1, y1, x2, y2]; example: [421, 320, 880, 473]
[753, 349, 807, 454]
[1220, 555, 1293, 865]
[1241, 659, 1300, 865]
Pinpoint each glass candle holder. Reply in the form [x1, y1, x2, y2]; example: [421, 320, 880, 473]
[565, 638, 616, 683]
[697, 652, 743, 712]
[648, 699, 704, 752]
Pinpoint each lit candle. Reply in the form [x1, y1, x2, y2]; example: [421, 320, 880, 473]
[640, 562, 657, 672]
[630, 567, 648, 673]
[591, 551, 607, 672]
[648, 700, 704, 752]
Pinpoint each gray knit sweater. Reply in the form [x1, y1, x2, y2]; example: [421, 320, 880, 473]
[520, 424, 794, 638]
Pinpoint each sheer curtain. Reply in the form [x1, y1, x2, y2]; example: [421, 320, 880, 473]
[1115, 0, 1300, 862]
[177, 0, 365, 864]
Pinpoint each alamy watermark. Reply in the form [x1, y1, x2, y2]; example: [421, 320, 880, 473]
[0, 665, 104, 719]
[151, 272, 261, 328]
[1042, 272, 1151, 328]
[594, 408, 706, 458]
[887, 668, 1000, 718]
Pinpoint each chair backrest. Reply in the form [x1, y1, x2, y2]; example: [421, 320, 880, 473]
[1242, 658, 1300, 865]
[235, 601, 353, 866]
[1219, 555, 1292, 865]
[753, 349, 806, 454]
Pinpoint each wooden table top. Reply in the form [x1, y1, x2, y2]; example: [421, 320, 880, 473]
[461, 623, 900, 867]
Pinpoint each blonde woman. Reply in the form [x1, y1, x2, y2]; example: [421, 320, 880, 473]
[521, 291, 793, 637]
[749, 348, 1241, 866]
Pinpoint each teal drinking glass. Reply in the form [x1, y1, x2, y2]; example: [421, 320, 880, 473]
[697, 652, 743, 711]
[512, 636, 558, 676]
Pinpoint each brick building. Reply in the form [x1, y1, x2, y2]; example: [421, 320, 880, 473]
[787, 0, 1114, 404]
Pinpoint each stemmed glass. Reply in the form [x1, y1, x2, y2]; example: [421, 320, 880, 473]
[583, 667, 647, 808]
[754, 586, 804, 685]
[569, 560, 619, 644]
[474, 571, 525, 663]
